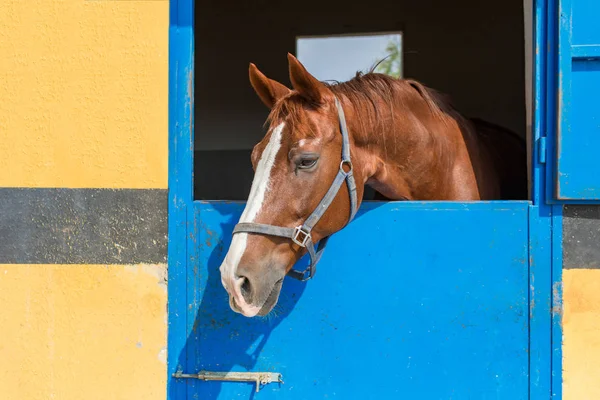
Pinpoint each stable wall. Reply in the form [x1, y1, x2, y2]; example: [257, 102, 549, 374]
[0, 1, 169, 399]
[0, 1, 599, 399]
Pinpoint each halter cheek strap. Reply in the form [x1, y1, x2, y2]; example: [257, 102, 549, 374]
[232, 97, 358, 281]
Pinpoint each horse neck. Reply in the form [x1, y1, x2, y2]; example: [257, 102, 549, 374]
[344, 92, 482, 201]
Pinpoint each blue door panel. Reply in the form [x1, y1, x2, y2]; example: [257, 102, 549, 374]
[572, 0, 600, 45]
[560, 60, 600, 199]
[556, 0, 600, 200]
[178, 201, 530, 399]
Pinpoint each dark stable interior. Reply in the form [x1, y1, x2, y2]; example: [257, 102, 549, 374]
[193, 0, 527, 201]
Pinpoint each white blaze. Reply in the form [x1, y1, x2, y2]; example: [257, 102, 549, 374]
[220, 123, 285, 312]
[239, 122, 285, 226]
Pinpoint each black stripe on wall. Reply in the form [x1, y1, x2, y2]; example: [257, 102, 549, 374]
[0, 188, 167, 264]
[563, 205, 600, 269]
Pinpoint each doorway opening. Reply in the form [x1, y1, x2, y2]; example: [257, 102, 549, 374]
[193, 0, 530, 202]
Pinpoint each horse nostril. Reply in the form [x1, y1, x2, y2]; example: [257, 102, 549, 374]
[239, 276, 253, 304]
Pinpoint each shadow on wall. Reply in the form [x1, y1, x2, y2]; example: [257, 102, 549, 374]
[168, 204, 308, 399]
[167, 197, 390, 398]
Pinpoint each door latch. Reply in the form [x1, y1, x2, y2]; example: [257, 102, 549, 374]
[173, 369, 284, 393]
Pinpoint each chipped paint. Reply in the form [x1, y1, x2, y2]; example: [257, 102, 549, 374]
[552, 280, 564, 322]
[158, 346, 167, 365]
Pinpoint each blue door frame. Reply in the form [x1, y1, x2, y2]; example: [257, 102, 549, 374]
[167, 0, 563, 398]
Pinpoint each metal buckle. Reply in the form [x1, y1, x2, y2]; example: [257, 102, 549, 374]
[340, 160, 353, 174]
[298, 266, 313, 281]
[287, 265, 313, 281]
[292, 226, 311, 247]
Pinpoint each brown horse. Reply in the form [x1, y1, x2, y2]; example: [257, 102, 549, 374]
[219, 53, 527, 317]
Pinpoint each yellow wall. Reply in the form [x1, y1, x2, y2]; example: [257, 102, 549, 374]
[0, 264, 168, 400]
[0, 0, 168, 189]
[0, 1, 169, 399]
[563, 269, 600, 400]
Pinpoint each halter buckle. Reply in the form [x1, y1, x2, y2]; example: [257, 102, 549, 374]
[340, 160, 353, 174]
[292, 226, 311, 247]
[298, 267, 313, 282]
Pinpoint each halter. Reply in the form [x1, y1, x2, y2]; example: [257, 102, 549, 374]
[232, 97, 358, 281]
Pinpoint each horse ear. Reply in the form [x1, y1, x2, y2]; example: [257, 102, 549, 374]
[249, 63, 291, 108]
[287, 53, 330, 105]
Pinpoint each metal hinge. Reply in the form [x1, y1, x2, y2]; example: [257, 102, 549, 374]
[537, 136, 547, 164]
[173, 368, 284, 393]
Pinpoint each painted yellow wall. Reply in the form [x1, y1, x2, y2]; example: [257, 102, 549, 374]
[0, 1, 169, 399]
[0, 0, 169, 189]
[563, 269, 600, 400]
[0, 264, 168, 400]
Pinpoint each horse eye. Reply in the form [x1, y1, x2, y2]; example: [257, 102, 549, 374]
[297, 158, 318, 169]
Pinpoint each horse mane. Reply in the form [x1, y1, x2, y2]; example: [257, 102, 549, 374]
[265, 71, 457, 139]
[328, 72, 454, 121]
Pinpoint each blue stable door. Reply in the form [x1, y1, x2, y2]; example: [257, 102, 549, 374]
[172, 201, 532, 399]
[167, 0, 558, 398]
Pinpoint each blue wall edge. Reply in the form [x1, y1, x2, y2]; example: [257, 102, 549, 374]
[167, 1, 195, 399]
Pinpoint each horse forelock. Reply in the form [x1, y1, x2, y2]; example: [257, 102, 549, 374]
[265, 93, 337, 141]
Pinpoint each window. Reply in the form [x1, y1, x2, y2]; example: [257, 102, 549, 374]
[296, 33, 403, 81]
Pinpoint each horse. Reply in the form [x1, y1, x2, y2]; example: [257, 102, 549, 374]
[219, 53, 527, 318]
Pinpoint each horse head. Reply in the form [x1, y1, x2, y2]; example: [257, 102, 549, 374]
[219, 54, 367, 317]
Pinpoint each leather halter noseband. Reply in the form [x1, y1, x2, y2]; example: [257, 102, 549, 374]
[232, 97, 358, 281]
